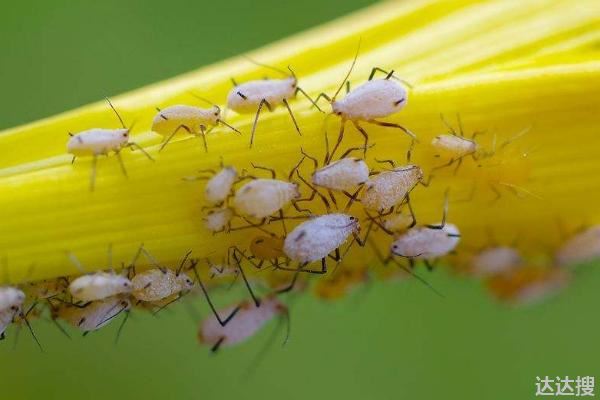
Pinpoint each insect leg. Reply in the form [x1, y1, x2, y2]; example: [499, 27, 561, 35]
[312, 92, 332, 108]
[89, 155, 98, 192]
[351, 122, 370, 158]
[217, 119, 242, 135]
[295, 87, 324, 112]
[199, 125, 208, 153]
[249, 99, 272, 148]
[191, 261, 240, 327]
[327, 119, 347, 163]
[282, 98, 301, 136]
[294, 170, 331, 211]
[114, 310, 130, 344]
[159, 124, 193, 152]
[425, 189, 449, 230]
[367, 119, 417, 141]
[251, 163, 277, 179]
[232, 249, 261, 307]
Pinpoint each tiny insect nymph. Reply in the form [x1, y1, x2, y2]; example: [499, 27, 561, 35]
[130, 247, 195, 304]
[67, 98, 153, 191]
[152, 96, 240, 153]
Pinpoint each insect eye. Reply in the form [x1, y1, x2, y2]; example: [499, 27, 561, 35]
[214, 112, 219, 116]
[336, 111, 342, 116]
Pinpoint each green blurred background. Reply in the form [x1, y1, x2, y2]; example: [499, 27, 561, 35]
[1, 1, 598, 399]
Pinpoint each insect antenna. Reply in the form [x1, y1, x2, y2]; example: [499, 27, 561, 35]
[105, 97, 127, 129]
[332, 38, 361, 101]
[243, 56, 291, 78]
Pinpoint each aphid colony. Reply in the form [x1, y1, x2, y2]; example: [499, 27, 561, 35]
[5, 46, 590, 352]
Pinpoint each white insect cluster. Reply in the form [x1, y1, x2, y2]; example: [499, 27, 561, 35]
[1, 41, 590, 353]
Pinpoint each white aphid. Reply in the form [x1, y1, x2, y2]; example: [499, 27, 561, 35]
[67, 98, 153, 191]
[312, 158, 369, 191]
[199, 296, 286, 349]
[204, 166, 237, 205]
[315, 52, 415, 160]
[67, 129, 130, 156]
[332, 79, 408, 121]
[152, 104, 239, 152]
[431, 134, 477, 157]
[471, 247, 522, 277]
[360, 165, 424, 212]
[56, 296, 131, 332]
[0, 286, 25, 313]
[131, 268, 194, 303]
[284, 213, 359, 263]
[227, 78, 296, 113]
[555, 226, 600, 267]
[69, 272, 132, 302]
[152, 105, 220, 134]
[204, 208, 233, 233]
[391, 224, 460, 259]
[233, 179, 300, 219]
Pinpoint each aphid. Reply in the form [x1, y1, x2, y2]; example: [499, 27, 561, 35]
[369, 192, 460, 270]
[67, 98, 154, 191]
[233, 165, 301, 221]
[204, 207, 234, 233]
[53, 296, 131, 333]
[203, 166, 238, 206]
[152, 97, 241, 153]
[382, 213, 415, 234]
[68, 251, 132, 303]
[230, 234, 287, 270]
[314, 43, 415, 161]
[0, 286, 25, 313]
[470, 246, 522, 277]
[227, 61, 322, 147]
[24, 277, 69, 300]
[130, 247, 195, 303]
[0, 261, 42, 347]
[555, 226, 600, 268]
[198, 295, 288, 352]
[486, 266, 568, 306]
[430, 114, 481, 173]
[360, 162, 425, 214]
[295, 146, 371, 209]
[279, 213, 365, 274]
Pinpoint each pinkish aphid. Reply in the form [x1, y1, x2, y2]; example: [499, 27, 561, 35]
[470, 247, 522, 277]
[152, 102, 240, 153]
[555, 226, 600, 268]
[67, 98, 153, 191]
[198, 296, 287, 352]
[54, 296, 131, 333]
